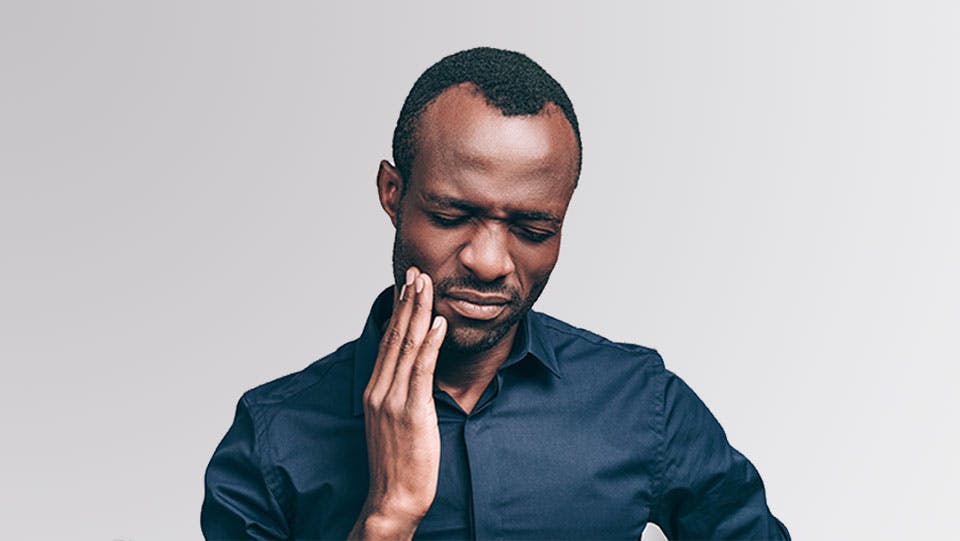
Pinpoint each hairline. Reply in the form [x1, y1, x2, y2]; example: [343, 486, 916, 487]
[400, 82, 581, 196]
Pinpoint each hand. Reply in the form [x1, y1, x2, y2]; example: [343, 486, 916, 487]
[349, 268, 447, 541]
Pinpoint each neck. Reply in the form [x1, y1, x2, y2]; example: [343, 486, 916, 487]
[434, 324, 518, 414]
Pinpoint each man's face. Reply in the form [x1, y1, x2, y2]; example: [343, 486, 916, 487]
[380, 84, 580, 355]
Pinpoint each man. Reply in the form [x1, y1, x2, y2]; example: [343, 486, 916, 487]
[202, 47, 789, 540]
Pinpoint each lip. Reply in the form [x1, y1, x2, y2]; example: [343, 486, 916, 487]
[443, 291, 510, 321]
[444, 290, 511, 305]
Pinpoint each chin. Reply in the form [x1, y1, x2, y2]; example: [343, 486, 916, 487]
[441, 315, 518, 355]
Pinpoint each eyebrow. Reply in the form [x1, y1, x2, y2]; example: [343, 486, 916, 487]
[422, 192, 563, 226]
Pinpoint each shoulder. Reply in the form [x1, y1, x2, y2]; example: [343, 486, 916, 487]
[239, 339, 358, 413]
[532, 310, 663, 360]
[530, 310, 667, 375]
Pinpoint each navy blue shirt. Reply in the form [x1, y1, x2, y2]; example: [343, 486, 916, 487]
[202, 288, 789, 540]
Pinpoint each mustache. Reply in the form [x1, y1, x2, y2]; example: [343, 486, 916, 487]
[433, 276, 523, 304]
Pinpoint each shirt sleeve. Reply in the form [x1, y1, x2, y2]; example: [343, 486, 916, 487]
[201, 396, 291, 540]
[651, 372, 790, 540]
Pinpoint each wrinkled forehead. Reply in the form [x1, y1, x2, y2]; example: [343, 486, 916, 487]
[412, 85, 580, 203]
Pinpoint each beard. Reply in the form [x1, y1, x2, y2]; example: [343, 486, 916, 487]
[392, 225, 549, 356]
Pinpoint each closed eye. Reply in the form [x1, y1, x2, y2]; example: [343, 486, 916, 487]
[514, 226, 556, 243]
[428, 209, 557, 242]
[429, 213, 470, 227]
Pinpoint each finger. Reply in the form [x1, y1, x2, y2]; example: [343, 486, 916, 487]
[408, 314, 446, 405]
[367, 269, 417, 402]
[388, 272, 434, 399]
[365, 267, 419, 403]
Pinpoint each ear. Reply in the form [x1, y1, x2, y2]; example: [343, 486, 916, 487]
[376, 160, 404, 228]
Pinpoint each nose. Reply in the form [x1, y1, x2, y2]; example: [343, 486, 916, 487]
[458, 221, 516, 283]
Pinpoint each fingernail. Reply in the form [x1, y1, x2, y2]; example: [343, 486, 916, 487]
[415, 275, 425, 293]
[432, 316, 445, 329]
[405, 268, 416, 285]
[399, 284, 407, 301]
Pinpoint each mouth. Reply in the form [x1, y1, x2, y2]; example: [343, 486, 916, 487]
[442, 291, 511, 321]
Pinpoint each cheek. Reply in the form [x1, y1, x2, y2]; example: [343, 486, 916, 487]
[513, 243, 560, 287]
[399, 216, 463, 273]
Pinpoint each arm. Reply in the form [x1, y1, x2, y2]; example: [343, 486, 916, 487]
[651, 373, 790, 540]
[201, 398, 290, 540]
[349, 268, 447, 541]
[201, 269, 443, 541]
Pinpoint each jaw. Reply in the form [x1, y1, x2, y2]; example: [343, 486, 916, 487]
[440, 311, 520, 356]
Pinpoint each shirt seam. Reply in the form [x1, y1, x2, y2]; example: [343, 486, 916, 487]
[651, 367, 668, 528]
[247, 354, 351, 408]
[539, 317, 657, 355]
[243, 395, 291, 523]
[245, 356, 349, 524]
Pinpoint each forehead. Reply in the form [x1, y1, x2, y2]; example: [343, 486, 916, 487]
[411, 84, 579, 216]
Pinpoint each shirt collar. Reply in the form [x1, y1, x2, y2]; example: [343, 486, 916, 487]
[352, 286, 561, 416]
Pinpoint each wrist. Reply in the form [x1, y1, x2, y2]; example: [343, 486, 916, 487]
[350, 506, 422, 541]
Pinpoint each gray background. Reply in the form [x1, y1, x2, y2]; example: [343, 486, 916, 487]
[2, 1, 958, 539]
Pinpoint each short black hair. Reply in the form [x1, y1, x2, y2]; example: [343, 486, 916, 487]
[392, 47, 582, 188]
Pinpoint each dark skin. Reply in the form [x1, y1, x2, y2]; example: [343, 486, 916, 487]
[349, 83, 580, 540]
